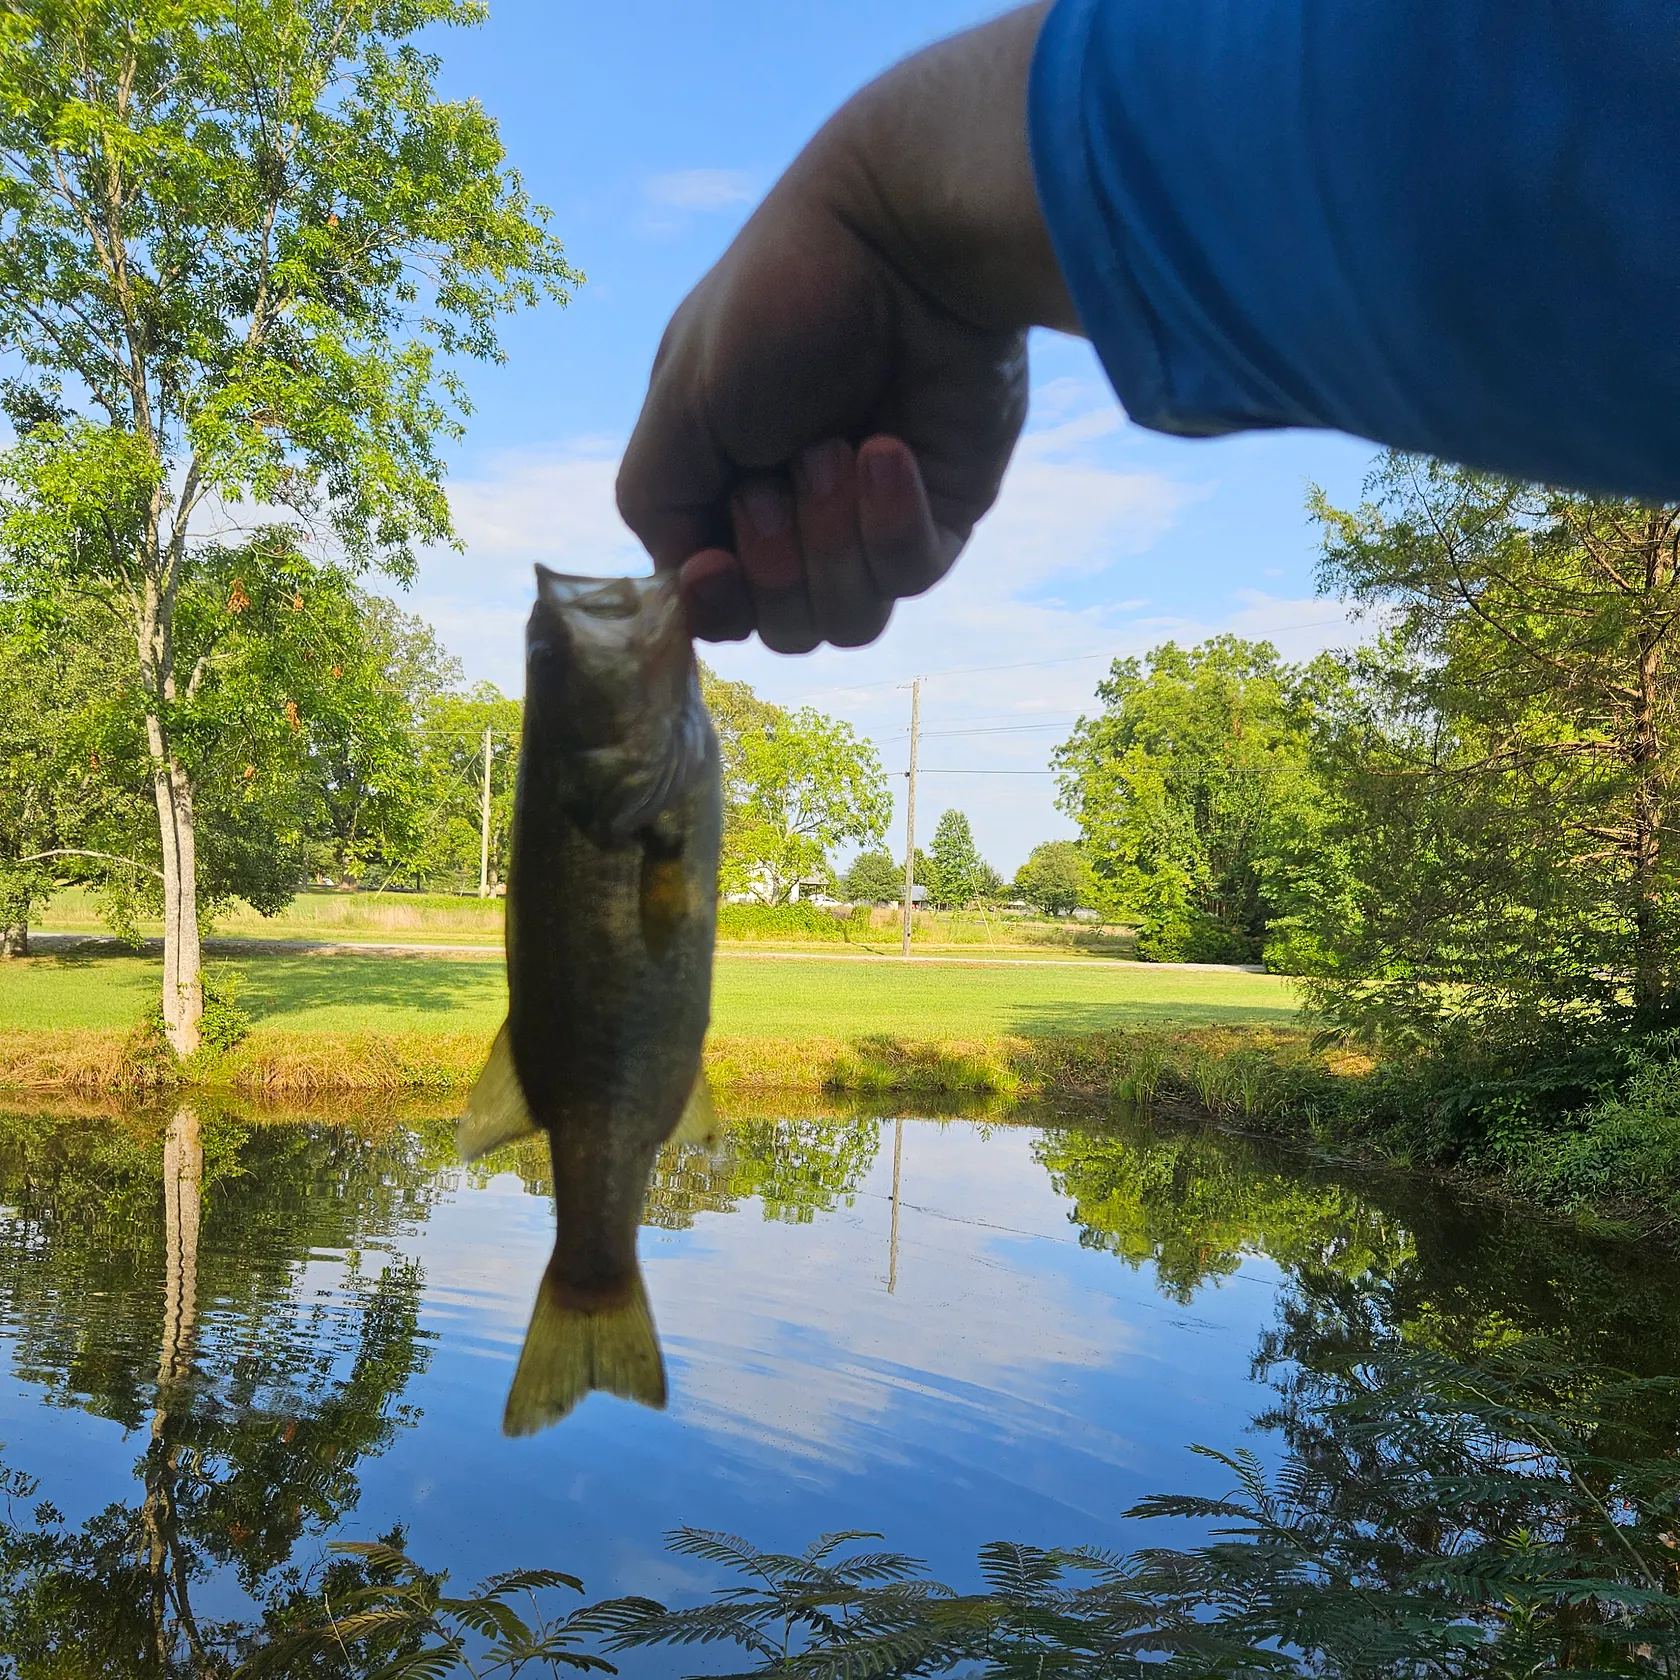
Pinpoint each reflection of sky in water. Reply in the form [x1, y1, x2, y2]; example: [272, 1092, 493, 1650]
[381, 1119, 1282, 1598]
[0, 1113, 1285, 1627]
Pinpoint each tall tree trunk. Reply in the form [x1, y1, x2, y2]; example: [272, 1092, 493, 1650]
[140, 575, 203, 1056]
[149, 724, 203, 1055]
[1630, 516, 1670, 1030]
[0, 922, 25, 958]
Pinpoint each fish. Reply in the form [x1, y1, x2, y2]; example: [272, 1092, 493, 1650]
[457, 567, 722, 1436]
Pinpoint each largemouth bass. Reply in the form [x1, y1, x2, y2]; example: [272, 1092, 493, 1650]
[458, 568, 722, 1436]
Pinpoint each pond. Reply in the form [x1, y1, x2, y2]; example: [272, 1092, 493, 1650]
[0, 1095, 1676, 1672]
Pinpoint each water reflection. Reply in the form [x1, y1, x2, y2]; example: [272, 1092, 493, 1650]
[0, 1097, 1669, 1672]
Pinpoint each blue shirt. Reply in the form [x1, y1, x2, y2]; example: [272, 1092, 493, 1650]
[1028, 0, 1680, 502]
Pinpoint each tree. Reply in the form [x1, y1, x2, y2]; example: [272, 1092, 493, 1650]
[699, 662, 782, 899]
[927, 808, 989, 908]
[1310, 457, 1680, 1040]
[0, 599, 148, 954]
[698, 671, 890, 904]
[0, 0, 576, 1050]
[296, 594, 461, 886]
[403, 681, 522, 892]
[1053, 638, 1336, 963]
[1013, 840, 1096, 917]
[841, 848, 904, 904]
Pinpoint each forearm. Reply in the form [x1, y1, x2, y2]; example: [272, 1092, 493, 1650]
[794, 2, 1080, 338]
[1030, 0, 1680, 501]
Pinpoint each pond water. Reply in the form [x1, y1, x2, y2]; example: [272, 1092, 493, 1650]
[0, 1095, 1675, 1671]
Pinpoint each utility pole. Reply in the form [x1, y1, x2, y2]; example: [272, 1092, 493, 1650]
[901, 677, 921, 958]
[888, 1115, 904, 1293]
[478, 724, 494, 898]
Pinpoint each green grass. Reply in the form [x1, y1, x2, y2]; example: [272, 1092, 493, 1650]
[39, 884, 506, 945]
[35, 888, 1139, 957]
[0, 947, 1295, 1039]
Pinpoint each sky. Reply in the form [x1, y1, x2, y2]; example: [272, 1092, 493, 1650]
[390, 0, 1385, 874]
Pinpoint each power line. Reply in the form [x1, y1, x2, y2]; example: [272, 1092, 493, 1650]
[915, 722, 1077, 739]
[781, 614, 1356, 703]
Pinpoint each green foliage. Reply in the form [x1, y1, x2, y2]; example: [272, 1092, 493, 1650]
[580, 1340, 1680, 1678]
[701, 665, 889, 905]
[291, 594, 464, 888]
[717, 902, 851, 942]
[1134, 909, 1251, 965]
[734, 712, 890, 905]
[1308, 458, 1680, 1041]
[241, 1536, 614, 1678]
[0, 0, 575, 1042]
[1054, 638, 1344, 966]
[198, 965, 253, 1054]
[841, 848, 904, 905]
[926, 809, 992, 908]
[1012, 840, 1096, 918]
[399, 682, 522, 893]
[0, 596, 146, 942]
[590, 1527, 951, 1675]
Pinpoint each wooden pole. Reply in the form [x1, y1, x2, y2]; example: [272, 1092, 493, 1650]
[478, 724, 494, 898]
[901, 678, 921, 958]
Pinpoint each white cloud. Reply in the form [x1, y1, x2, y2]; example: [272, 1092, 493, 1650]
[644, 168, 756, 211]
[393, 385, 1365, 871]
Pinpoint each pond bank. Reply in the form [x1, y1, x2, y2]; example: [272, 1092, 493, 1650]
[8, 1021, 1667, 1232]
[0, 1021, 1333, 1103]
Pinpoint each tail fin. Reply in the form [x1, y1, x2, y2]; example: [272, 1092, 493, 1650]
[503, 1261, 667, 1436]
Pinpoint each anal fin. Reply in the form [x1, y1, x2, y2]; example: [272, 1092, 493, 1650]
[503, 1261, 666, 1436]
[458, 1022, 541, 1163]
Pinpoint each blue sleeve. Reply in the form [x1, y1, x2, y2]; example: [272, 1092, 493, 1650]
[1028, 0, 1680, 504]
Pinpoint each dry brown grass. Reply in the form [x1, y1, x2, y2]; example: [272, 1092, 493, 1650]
[0, 1021, 1347, 1126]
[0, 1027, 178, 1097]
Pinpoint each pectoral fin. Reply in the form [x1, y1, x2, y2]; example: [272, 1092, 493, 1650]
[457, 1022, 541, 1163]
[670, 1067, 721, 1150]
[503, 1260, 666, 1436]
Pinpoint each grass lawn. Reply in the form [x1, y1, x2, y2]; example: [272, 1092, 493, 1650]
[35, 888, 1138, 958]
[0, 947, 1295, 1040]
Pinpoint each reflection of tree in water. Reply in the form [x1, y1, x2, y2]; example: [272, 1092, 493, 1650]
[0, 1104, 438, 1675]
[478, 1112, 883, 1231]
[1038, 1104, 1680, 1407]
[1036, 1109, 1407, 1303]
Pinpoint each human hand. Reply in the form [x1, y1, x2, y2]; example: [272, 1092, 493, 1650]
[615, 2, 1078, 653]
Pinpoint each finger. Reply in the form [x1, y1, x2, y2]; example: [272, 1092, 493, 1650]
[678, 549, 756, 642]
[795, 439, 893, 649]
[731, 475, 820, 654]
[857, 435, 958, 600]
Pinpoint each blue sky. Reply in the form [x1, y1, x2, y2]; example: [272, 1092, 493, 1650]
[397, 0, 1383, 872]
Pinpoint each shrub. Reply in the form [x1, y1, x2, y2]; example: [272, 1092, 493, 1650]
[141, 965, 254, 1058]
[199, 966, 254, 1053]
[716, 902, 851, 941]
[1136, 911, 1255, 965]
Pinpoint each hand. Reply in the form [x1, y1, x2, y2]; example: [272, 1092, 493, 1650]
[615, 2, 1079, 653]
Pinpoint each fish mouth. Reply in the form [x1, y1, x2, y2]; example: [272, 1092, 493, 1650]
[526, 567, 693, 740]
[534, 569, 659, 620]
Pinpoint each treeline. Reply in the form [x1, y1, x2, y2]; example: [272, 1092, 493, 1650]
[0, 579, 521, 924]
[1052, 455, 1680, 1181]
[840, 828, 1100, 918]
